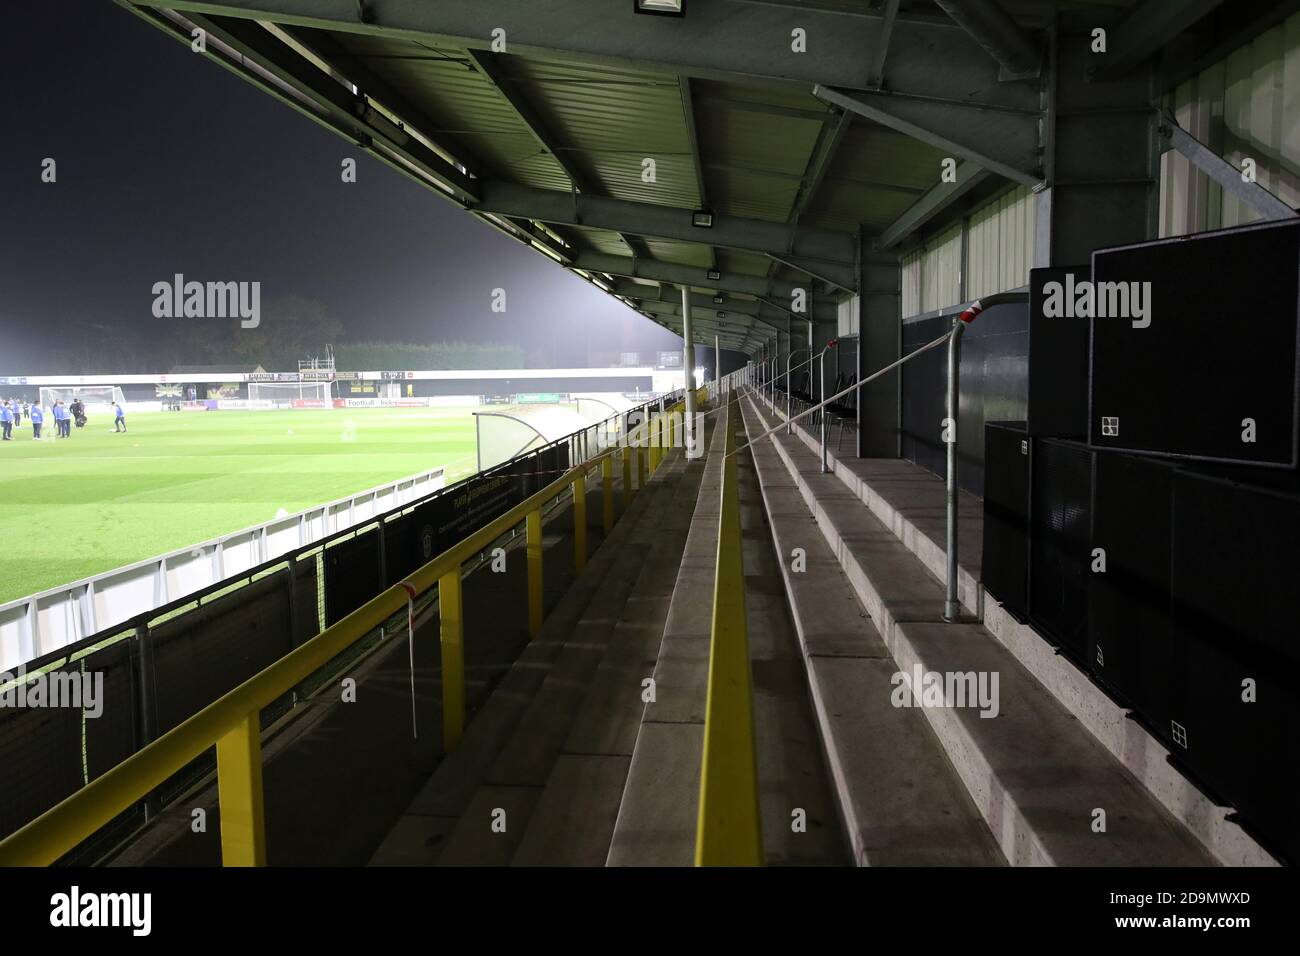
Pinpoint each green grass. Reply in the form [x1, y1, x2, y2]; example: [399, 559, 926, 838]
[0, 407, 479, 603]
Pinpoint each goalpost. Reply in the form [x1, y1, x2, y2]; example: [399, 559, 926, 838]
[248, 380, 332, 405]
[39, 385, 125, 409]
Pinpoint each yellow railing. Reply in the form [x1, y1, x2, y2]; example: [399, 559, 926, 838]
[0, 400, 705, 867]
[695, 393, 763, 866]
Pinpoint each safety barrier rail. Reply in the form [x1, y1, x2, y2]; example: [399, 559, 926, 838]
[694, 392, 762, 866]
[0, 394, 695, 867]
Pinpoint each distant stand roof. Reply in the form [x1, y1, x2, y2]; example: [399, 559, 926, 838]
[168, 364, 266, 376]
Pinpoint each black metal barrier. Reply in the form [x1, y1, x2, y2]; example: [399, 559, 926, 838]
[0, 390, 680, 860]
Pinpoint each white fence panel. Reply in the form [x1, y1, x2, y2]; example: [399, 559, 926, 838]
[0, 466, 446, 673]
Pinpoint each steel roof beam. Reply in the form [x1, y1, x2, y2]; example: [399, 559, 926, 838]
[877, 160, 991, 249]
[786, 107, 853, 243]
[129, 0, 1038, 109]
[613, 281, 824, 326]
[475, 181, 859, 289]
[866, 0, 901, 90]
[569, 252, 835, 307]
[813, 85, 1041, 187]
[466, 50, 647, 259]
[1100, 0, 1227, 78]
[630, 298, 781, 335]
[678, 76, 719, 274]
[932, 0, 1042, 78]
[142, 9, 480, 202]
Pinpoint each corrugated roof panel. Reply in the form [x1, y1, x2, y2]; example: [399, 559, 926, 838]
[697, 102, 822, 178]
[716, 249, 773, 279]
[710, 166, 803, 223]
[331, 35, 574, 191]
[503, 58, 701, 207]
[642, 239, 715, 269]
[692, 78, 831, 117]
[808, 176, 918, 232]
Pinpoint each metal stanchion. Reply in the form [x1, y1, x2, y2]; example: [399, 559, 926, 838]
[820, 348, 828, 473]
[944, 316, 966, 623]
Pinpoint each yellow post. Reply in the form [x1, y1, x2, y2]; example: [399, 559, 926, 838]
[637, 440, 647, 488]
[650, 415, 661, 471]
[695, 400, 763, 867]
[526, 508, 543, 638]
[622, 446, 633, 507]
[216, 714, 267, 866]
[602, 456, 614, 534]
[573, 471, 587, 574]
[438, 568, 464, 750]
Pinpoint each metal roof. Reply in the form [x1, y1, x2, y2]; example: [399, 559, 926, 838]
[114, 0, 1201, 355]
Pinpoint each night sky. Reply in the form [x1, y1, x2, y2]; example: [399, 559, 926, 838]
[0, 0, 685, 373]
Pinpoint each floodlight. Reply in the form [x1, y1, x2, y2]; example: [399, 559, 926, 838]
[634, 0, 684, 15]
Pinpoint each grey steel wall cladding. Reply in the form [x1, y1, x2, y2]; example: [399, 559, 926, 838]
[901, 299, 1029, 497]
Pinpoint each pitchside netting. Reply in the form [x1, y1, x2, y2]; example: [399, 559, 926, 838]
[39, 386, 125, 408]
[248, 381, 332, 404]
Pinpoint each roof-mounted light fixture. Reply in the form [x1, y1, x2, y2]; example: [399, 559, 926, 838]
[634, 0, 685, 16]
[712, 295, 724, 305]
[691, 209, 714, 228]
[707, 269, 721, 281]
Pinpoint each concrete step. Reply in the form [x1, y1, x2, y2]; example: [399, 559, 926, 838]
[740, 395, 1003, 866]
[510, 425, 717, 866]
[367, 452, 689, 865]
[606, 404, 847, 866]
[745, 391, 1216, 867]
[606, 416, 728, 866]
[432, 452, 702, 866]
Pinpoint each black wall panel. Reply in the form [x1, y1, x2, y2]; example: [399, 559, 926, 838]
[1091, 219, 1300, 468]
[324, 528, 383, 628]
[901, 299, 1029, 497]
[1169, 469, 1300, 863]
[1029, 438, 1092, 662]
[1088, 452, 1174, 719]
[982, 421, 1031, 621]
[1028, 265, 1091, 439]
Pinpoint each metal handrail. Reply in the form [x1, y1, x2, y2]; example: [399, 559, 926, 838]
[737, 314, 977, 623]
[695, 391, 762, 866]
[0, 396, 691, 867]
[2, 391, 684, 676]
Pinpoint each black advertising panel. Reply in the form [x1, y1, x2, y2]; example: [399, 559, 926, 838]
[408, 469, 529, 570]
[1087, 451, 1174, 720]
[982, 421, 1031, 621]
[1028, 438, 1092, 662]
[1028, 265, 1091, 439]
[1169, 468, 1300, 863]
[323, 528, 383, 627]
[1090, 219, 1300, 468]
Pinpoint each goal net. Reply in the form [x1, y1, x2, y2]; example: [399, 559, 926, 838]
[248, 381, 332, 405]
[39, 386, 125, 409]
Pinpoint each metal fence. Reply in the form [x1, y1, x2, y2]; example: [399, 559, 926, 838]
[0, 467, 448, 674]
[0, 391, 680, 861]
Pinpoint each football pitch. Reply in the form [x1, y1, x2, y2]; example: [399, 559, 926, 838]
[0, 407, 479, 604]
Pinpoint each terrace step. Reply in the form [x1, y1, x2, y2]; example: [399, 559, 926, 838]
[368, 447, 694, 865]
[739, 396, 1002, 866]
[607, 405, 845, 866]
[744, 391, 1215, 867]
